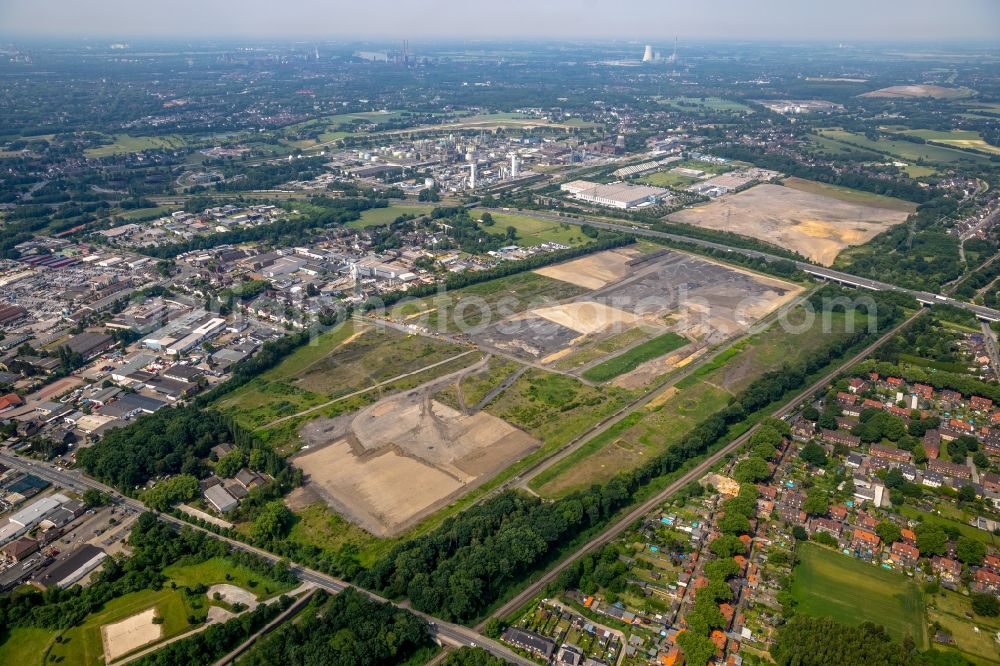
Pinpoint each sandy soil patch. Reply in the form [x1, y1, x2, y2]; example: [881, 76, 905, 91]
[295, 391, 538, 537]
[668, 184, 910, 265]
[101, 608, 162, 662]
[859, 84, 973, 99]
[534, 247, 640, 289]
[529, 301, 642, 335]
[612, 346, 707, 390]
[207, 584, 258, 611]
[645, 386, 679, 410]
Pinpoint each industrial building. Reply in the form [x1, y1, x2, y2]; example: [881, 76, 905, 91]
[560, 180, 670, 209]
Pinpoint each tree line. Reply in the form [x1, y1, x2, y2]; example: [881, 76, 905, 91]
[358, 288, 907, 622]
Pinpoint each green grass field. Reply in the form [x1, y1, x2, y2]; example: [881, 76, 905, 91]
[162, 556, 296, 599]
[85, 134, 191, 158]
[582, 332, 688, 382]
[927, 591, 1000, 665]
[287, 503, 390, 568]
[782, 176, 918, 212]
[0, 628, 58, 666]
[214, 321, 475, 430]
[346, 204, 435, 229]
[22, 556, 295, 666]
[532, 308, 856, 496]
[818, 128, 991, 165]
[638, 171, 701, 189]
[894, 129, 1000, 156]
[472, 211, 591, 246]
[790, 542, 926, 647]
[388, 270, 589, 332]
[553, 328, 651, 371]
[485, 369, 635, 456]
[46, 588, 196, 666]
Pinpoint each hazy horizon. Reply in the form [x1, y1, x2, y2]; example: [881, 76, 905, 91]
[2, 0, 998, 42]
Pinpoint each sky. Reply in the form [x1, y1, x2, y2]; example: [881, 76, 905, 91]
[1, 0, 998, 41]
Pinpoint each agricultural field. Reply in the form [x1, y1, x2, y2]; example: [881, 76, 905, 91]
[471, 210, 592, 246]
[668, 182, 912, 265]
[213, 320, 477, 430]
[891, 129, 1000, 156]
[817, 128, 992, 165]
[84, 133, 192, 157]
[530, 306, 854, 496]
[789, 543, 926, 648]
[346, 204, 435, 228]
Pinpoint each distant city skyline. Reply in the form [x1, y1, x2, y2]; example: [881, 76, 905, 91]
[1, 0, 998, 42]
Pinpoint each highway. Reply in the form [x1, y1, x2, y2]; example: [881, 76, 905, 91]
[478, 208, 1000, 322]
[481, 308, 926, 626]
[0, 452, 535, 666]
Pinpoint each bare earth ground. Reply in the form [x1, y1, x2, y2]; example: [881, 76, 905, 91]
[667, 184, 910, 265]
[206, 584, 258, 611]
[293, 385, 538, 537]
[101, 608, 161, 662]
[472, 248, 800, 373]
[859, 84, 973, 99]
[534, 247, 641, 289]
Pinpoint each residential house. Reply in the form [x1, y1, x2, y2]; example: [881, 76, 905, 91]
[928, 458, 972, 480]
[503, 628, 556, 660]
[972, 396, 994, 412]
[890, 542, 920, 567]
[932, 556, 962, 583]
[851, 529, 881, 551]
[974, 569, 1000, 595]
[870, 444, 912, 464]
[821, 429, 860, 447]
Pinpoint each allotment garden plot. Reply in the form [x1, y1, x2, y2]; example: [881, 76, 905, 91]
[667, 183, 912, 265]
[471, 247, 801, 384]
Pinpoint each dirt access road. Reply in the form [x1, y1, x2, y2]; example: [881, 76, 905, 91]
[480, 308, 925, 627]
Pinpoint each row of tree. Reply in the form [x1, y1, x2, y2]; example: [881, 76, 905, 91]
[359, 289, 908, 621]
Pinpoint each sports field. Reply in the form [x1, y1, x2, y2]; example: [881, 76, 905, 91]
[790, 542, 926, 647]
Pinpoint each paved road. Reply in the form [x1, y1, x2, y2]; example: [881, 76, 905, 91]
[478, 208, 1000, 322]
[481, 308, 925, 626]
[0, 453, 534, 666]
